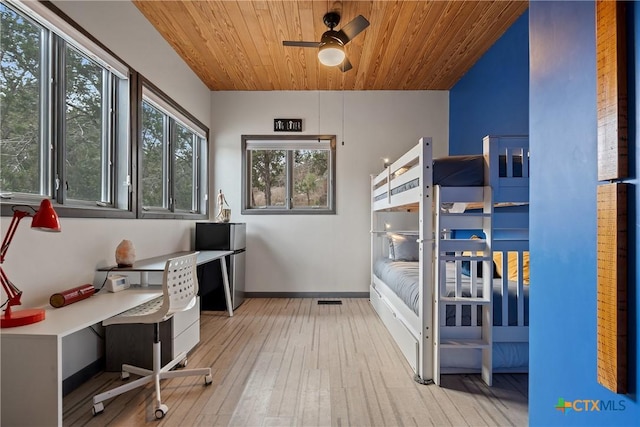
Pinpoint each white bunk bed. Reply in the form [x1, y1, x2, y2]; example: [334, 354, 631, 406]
[370, 135, 529, 386]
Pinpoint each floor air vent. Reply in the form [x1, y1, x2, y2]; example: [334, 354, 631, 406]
[317, 300, 342, 305]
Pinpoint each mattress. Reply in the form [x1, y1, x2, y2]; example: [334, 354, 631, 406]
[433, 155, 485, 186]
[373, 259, 421, 314]
[372, 258, 529, 326]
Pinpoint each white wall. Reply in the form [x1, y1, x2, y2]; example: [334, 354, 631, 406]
[211, 91, 448, 294]
[0, 0, 210, 379]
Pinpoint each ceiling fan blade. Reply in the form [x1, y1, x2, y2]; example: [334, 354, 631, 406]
[283, 41, 321, 48]
[339, 57, 353, 73]
[336, 15, 370, 44]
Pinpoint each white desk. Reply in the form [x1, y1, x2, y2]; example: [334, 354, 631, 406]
[0, 288, 161, 427]
[98, 250, 234, 318]
[0, 250, 233, 427]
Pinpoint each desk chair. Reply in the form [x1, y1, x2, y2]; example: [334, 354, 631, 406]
[92, 253, 212, 419]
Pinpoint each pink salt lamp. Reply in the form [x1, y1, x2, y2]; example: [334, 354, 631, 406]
[115, 239, 136, 267]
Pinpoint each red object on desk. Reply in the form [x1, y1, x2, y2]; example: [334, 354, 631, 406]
[49, 284, 96, 308]
[1, 199, 61, 328]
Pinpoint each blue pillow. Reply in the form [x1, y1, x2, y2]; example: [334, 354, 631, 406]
[388, 233, 419, 261]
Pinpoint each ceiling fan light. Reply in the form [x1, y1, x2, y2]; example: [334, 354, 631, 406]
[318, 44, 345, 67]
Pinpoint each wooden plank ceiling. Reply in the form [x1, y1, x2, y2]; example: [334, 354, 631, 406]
[133, 0, 528, 91]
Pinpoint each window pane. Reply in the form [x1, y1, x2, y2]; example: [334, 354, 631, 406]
[0, 4, 45, 195]
[65, 46, 105, 202]
[242, 136, 335, 214]
[174, 123, 195, 211]
[141, 101, 166, 208]
[249, 150, 286, 207]
[1, 1, 132, 216]
[293, 149, 328, 208]
[141, 89, 207, 217]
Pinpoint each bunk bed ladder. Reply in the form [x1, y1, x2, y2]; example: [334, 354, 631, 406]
[433, 185, 493, 386]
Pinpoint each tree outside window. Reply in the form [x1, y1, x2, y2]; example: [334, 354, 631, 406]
[242, 135, 336, 214]
[140, 87, 207, 217]
[0, 4, 45, 195]
[1, 1, 130, 214]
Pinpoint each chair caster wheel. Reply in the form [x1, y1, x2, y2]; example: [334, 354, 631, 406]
[205, 374, 213, 385]
[155, 404, 168, 419]
[121, 371, 130, 380]
[92, 402, 104, 416]
[178, 358, 188, 368]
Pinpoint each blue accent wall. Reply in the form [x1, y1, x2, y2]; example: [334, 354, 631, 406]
[529, 1, 639, 425]
[449, 11, 529, 155]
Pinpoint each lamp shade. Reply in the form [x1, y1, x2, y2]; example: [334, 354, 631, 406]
[31, 199, 61, 231]
[318, 42, 345, 67]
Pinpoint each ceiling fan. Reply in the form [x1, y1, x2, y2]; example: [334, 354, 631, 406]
[283, 12, 370, 72]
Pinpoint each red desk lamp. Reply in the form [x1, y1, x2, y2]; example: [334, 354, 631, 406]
[1, 199, 61, 328]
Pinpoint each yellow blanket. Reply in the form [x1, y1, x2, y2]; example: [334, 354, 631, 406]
[464, 235, 530, 285]
[493, 251, 530, 285]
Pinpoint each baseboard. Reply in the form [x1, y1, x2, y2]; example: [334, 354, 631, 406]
[63, 358, 104, 397]
[244, 292, 369, 298]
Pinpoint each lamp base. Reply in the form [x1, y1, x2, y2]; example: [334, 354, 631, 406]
[0, 308, 45, 328]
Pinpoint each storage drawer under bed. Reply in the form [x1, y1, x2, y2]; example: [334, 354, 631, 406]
[370, 285, 419, 372]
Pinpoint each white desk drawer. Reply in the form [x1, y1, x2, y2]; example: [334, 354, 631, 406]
[105, 297, 201, 371]
[172, 297, 199, 338]
[173, 320, 200, 358]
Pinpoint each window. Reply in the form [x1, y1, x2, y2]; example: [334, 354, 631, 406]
[0, 0, 131, 216]
[241, 135, 336, 214]
[1, 1, 208, 220]
[0, 4, 45, 196]
[139, 83, 208, 218]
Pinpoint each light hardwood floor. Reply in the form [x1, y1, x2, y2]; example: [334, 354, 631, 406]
[63, 298, 528, 426]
